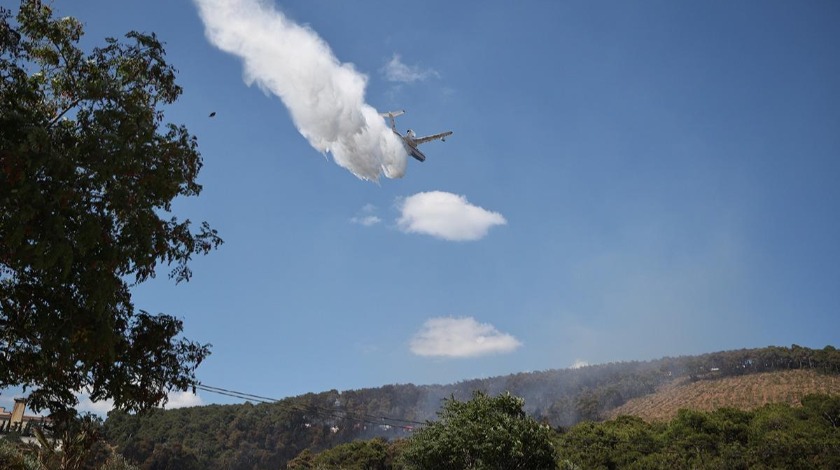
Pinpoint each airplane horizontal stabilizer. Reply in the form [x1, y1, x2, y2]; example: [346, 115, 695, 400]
[380, 110, 405, 118]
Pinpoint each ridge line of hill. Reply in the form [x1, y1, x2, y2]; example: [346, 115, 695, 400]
[96, 344, 840, 468]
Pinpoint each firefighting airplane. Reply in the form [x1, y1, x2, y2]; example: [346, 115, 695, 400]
[381, 110, 453, 162]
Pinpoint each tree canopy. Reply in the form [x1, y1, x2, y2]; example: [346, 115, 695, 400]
[554, 394, 840, 469]
[0, 1, 221, 415]
[399, 391, 557, 470]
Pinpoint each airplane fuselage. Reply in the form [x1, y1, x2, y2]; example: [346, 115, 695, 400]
[392, 129, 426, 162]
[407, 146, 427, 162]
[382, 110, 449, 162]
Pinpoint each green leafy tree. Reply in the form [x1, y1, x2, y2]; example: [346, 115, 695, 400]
[553, 396, 840, 469]
[800, 393, 840, 429]
[400, 391, 556, 470]
[32, 413, 110, 470]
[0, 413, 134, 470]
[555, 415, 662, 469]
[285, 448, 315, 469]
[0, 1, 221, 416]
[142, 443, 201, 470]
[0, 438, 35, 470]
[98, 455, 140, 470]
[311, 438, 392, 470]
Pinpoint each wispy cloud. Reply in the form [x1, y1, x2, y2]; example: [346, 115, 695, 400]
[353, 216, 381, 227]
[382, 54, 439, 83]
[193, 0, 408, 181]
[410, 317, 522, 358]
[397, 191, 507, 241]
[351, 203, 382, 226]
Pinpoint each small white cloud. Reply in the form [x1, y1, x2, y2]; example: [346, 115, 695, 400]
[397, 191, 507, 241]
[351, 204, 382, 226]
[75, 393, 115, 416]
[165, 390, 204, 409]
[410, 316, 522, 358]
[382, 54, 439, 83]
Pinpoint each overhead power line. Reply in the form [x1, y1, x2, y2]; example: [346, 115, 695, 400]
[195, 383, 425, 429]
[194, 383, 427, 430]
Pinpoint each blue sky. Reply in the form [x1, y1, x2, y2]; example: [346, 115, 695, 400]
[3, 0, 840, 411]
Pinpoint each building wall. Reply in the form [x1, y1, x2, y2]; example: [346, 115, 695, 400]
[0, 399, 48, 433]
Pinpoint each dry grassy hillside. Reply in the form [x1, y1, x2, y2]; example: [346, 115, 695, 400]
[607, 369, 840, 422]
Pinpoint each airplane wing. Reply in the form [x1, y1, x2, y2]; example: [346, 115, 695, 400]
[413, 131, 453, 145]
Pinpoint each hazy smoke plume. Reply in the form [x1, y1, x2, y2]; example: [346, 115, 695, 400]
[193, 0, 408, 180]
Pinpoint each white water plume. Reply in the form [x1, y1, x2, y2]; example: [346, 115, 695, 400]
[193, 0, 408, 181]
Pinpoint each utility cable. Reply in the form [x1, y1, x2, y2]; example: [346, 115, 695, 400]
[195, 385, 418, 431]
[201, 384, 426, 426]
[194, 383, 426, 430]
[200, 383, 426, 429]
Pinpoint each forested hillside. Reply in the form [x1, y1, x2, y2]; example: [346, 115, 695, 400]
[294, 394, 840, 469]
[100, 344, 840, 468]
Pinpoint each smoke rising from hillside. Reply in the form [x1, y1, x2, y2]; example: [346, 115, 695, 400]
[193, 0, 408, 181]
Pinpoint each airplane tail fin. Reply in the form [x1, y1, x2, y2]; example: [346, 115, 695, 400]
[380, 110, 405, 132]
